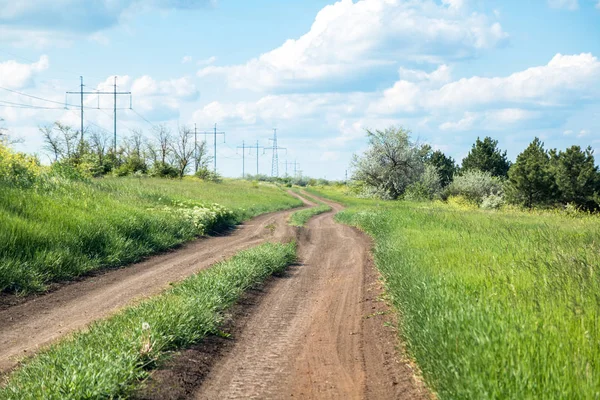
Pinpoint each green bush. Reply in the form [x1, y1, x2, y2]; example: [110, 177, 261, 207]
[445, 170, 503, 205]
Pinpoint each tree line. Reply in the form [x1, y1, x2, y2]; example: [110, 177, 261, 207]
[352, 127, 600, 211]
[39, 122, 216, 180]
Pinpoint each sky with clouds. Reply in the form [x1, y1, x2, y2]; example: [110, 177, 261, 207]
[1, 0, 599, 179]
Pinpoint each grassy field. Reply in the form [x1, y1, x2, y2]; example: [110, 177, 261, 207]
[0, 177, 301, 294]
[311, 186, 600, 399]
[288, 189, 331, 227]
[0, 242, 296, 400]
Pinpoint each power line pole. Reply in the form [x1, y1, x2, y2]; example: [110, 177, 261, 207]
[236, 140, 247, 178]
[203, 123, 225, 173]
[66, 75, 131, 152]
[263, 129, 286, 177]
[194, 123, 198, 173]
[254, 140, 265, 176]
[79, 76, 84, 143]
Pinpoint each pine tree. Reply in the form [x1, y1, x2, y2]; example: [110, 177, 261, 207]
[550, 145, 599, 209]
[507, 138, 556, 208]
[462, 137, 511, 177]
[428, 150, 456, 187]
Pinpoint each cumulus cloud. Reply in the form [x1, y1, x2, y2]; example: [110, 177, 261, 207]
[439, 109, 543, 131]
[181, 55, 192, 64]
[192, 92, 369, 126]
[0, 55, 49, 89]
[197, 56, 216, 66]
[371, 53, 600, 115]
[548, 0, 579, 10]
[198, 0, 507, 92]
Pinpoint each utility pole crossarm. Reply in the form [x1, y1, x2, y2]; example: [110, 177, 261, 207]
[66, 76, 132, 151]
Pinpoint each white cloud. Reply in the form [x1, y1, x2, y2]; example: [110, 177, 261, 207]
[198, 0, 507, 91]
[181, 55, 192, 64]
[548, 0, 579, 10]
[0, 55, 49, 89]
[371, 53, 600, 115]
[597, 0, 600, 9]
[564, 129, 574, 135]
[197, 56, 216, 66]
[578, 129, 590, 137]
[440, 109, 540, 131]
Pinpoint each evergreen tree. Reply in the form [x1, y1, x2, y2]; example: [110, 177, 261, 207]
[428, 150, 456, 187]
[462, 136, 511, 177]
[550, 145, 599, 209]
[506, 138, 556, 208]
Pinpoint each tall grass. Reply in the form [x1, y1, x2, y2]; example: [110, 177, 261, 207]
[314, 186, 600, 399]
[288, 189, 331, 227]
[0, 177, 301, 293]
[0, 242, 296, 400]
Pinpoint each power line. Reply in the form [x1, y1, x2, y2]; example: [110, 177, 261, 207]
[129, 108, 157, 129]
[0, 85, 79, 107]
[0, 100, 64, 110]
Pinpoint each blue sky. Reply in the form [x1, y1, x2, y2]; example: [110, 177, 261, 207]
[1, 0, 599, 179]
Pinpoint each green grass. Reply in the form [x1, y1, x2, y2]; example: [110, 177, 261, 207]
[312, 186, 600, 399]
[0, 242, 296, 400]
[288, 189, 331, 227]
[0, 177, 301, 293]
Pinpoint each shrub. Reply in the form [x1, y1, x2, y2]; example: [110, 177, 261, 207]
[445, 170, 503, 205]
[0, 143, 41, 188]
[404, 165, 442, 201]
[480, 194, 504, 210]
[194, 167, 222, 182]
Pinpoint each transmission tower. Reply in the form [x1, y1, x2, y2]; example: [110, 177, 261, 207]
[263, 129, 286, 177]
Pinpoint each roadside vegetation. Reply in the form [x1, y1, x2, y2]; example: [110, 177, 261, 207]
[0, 138, 300, 294]
[0, 242, 296, 400]
[307, 124, 600, 398]
[350, 126, 599, 211]
[288, 190, 331, 227]
[313, 186, 600, 398]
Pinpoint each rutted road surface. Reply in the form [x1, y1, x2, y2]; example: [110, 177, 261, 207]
[0, 200, 304, 373]
[143, 194, 429, 400]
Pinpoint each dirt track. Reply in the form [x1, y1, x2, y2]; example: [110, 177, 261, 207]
[1, 192, 428, 399]
[0, 202, 303, 373]
[140, 194, 429, 399]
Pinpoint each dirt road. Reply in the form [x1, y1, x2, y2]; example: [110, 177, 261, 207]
[0, 204, 303, 373]
[142, 194, 428, 399]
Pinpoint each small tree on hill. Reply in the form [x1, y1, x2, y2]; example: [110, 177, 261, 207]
[506, 138, 556, 208]
[428, 150, 456, 187]
[462, 136, 511, 177]
[351, 126, 427, 199]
